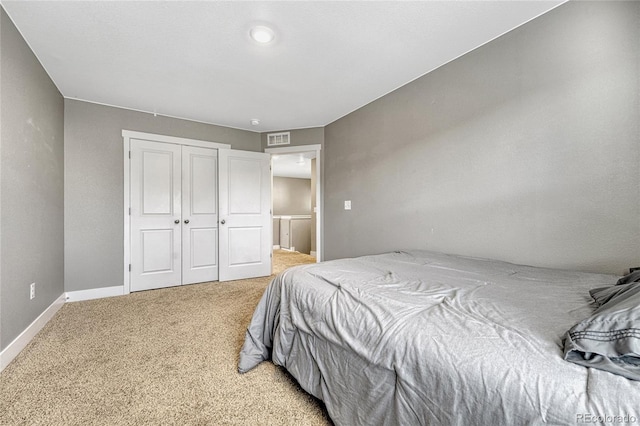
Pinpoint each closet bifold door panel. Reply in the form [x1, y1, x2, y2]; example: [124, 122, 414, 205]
[130, 140, 183, 291]
[129, 139, 219, 292]
[181, 146, 218, 285]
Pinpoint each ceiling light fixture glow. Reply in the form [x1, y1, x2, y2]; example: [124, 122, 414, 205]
[250, 26, 275, 44]
[250, 119, 260, 126]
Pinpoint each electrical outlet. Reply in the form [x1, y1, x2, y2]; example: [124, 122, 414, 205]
[30, 282, 36, 300]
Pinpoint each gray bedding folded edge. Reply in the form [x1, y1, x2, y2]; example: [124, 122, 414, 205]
[563, 329, 640, 380]
[563, 282, 640, 381]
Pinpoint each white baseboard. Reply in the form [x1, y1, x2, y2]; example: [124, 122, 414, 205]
[65, 286, 124, 303]
[273, 245, 281, 249]
[0, 293, 65, 372]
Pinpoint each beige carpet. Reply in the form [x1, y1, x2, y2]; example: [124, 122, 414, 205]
[0, 250, 331, 425]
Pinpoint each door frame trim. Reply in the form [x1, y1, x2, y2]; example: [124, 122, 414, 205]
[265, 144, 322, 262]
[122, 130, 230, 295]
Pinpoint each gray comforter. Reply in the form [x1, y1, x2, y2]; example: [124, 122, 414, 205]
[238, 250, 640, 425]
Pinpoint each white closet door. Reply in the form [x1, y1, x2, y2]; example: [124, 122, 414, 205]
[182, 146, 218, 284]
[218, 149, 272, 281]
[130, 139, 182, 291]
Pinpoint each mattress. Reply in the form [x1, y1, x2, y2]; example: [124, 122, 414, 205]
[239, 250, 640, 425]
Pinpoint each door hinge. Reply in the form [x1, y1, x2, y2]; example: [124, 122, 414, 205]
[128, 264, 131, 271]
[129, 151, 131, 159]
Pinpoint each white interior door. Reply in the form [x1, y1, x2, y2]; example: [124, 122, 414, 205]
[182, 146, 218, 284]
[130, 139, 182, 291]
[219, 149, 272, 281]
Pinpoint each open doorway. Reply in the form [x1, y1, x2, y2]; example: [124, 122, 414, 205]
[266, 145, 321, 264]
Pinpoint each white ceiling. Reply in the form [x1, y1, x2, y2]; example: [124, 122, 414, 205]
[273, 152, 316, 179]
[1, 1, 564, 133]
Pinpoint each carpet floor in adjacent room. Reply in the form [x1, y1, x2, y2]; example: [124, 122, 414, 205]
[0, 250, 331, 425]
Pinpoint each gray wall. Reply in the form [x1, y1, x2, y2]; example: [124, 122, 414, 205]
[273, 218, 280, 246]
[324, 1, 640, 275]
[64, 100, 261, 292]
[1, 9, 64, 350]
[273, 177, 311, 216]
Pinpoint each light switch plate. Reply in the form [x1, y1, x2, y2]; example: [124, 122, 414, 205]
[344, 200, 351, 210]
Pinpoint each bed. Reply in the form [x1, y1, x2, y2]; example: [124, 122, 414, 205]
[238, 250, 640, 425]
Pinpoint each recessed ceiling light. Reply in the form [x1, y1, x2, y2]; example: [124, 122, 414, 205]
[250, 26, 275, 44]
[250, 119, 260, 126]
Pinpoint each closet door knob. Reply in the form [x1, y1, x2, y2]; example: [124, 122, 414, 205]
[184, 219, 190, 224]
[220, 219, 226, 225]
[174, 219, 180, 224]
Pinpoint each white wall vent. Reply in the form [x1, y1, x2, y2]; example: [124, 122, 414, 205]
[267, 132, 290, 146]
